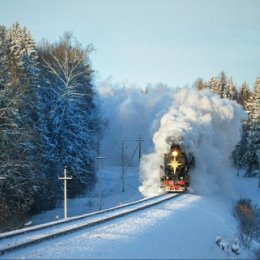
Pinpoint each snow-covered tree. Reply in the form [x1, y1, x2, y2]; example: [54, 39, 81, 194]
[243, 76, 260, 175]
[233, 83, 251, 170]
[204, 72, 247, 170]
[0, 24, 104, 230]
[222, 77, 238, 100]
[0, 23, 41, 230]
[208, 76, 221, 96]
[238, 82, 251, 109]
[206, 72, 239, 101]
[37, 33, 100, 201]
[193, 78, 207, 91]
[7, 22, 25, 79]
[0, 25, 8, 88]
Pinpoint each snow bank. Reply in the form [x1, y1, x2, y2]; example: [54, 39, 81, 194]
[139, 88, 247, 197]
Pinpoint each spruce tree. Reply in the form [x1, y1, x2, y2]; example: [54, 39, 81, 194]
[193, 78, 206, 91]
[0, 25, 8, 88]
[238, 83, 251, 109]
[0, 23, 41, 230]
[243, 76, 260, 175]
[208, 76, 221, 96]
[223, 77, 238, 100]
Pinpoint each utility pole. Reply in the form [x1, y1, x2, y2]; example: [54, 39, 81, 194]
[119, 142, 127, 192]
[96, 133, 100, 174]
[136, 136, 144, 164]
[58, 166, 72, 219]
[96, 156, 106, 211]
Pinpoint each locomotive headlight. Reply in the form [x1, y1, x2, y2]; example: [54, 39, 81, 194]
[172, 150, 178, 157]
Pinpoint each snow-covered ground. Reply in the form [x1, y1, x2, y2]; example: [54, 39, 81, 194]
[29, 166, 143, 226]
[2, 166, 260, 259]
[234, 171, 260, 207]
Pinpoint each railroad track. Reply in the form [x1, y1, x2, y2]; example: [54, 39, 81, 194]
[0, 192, 182, 256]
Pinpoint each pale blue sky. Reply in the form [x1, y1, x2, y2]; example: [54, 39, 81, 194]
[1, 0, 260, 88]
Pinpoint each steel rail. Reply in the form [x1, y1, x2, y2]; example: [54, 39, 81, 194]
[0, 192, 183, 256]
[0, 193, 169, 240]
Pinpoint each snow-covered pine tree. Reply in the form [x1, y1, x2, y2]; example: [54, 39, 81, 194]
[238, 82, 251, 109]
[206, 72, 244, 170]
[0, 25, 9, 88]
[233, 83, 251, 170]
[234, 123, 249, 170]
[207, 72, 239, 101]
[212, 71, 227, 97]
[35, 56, 61, 209]
[0, 22, 29, 230]
[19, 27, 45, 215]
[0, 23, 41, 230]
[208, 76, 221, 96]
[222, 77, 238, 100]
[243, 75, 260, 175]
[193, 78, 207, 91]
[38, 33, 100, 201]
[7, 22, 25, 77]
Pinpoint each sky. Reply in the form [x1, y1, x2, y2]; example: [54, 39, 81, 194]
[1, 0, 260, 88]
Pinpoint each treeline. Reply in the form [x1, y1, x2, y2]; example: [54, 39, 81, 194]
[193, 72, 260, 175]
[0, 22, 103, 231]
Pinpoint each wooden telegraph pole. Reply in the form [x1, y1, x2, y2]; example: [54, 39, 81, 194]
[136, 136, 144, 164]
[58, 166, 72, 219]
[119, 142, 128, 192]
[96, 156, 106, 211]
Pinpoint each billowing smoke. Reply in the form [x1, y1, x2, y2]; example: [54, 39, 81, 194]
[97, 79, 246, 198]
[96, 78, 175, 165]
[139, 88, 247, 197]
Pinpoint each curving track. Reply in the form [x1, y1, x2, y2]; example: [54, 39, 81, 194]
[0, 192, 182, 256]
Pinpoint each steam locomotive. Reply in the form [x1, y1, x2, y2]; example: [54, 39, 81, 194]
[160, 144, 192, 192]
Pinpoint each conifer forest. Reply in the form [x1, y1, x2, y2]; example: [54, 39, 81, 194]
[0, 23, 103, 230]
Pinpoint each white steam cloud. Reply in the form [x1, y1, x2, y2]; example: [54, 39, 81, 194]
[97, 78, 174, 165]
[97, 79, 246, 198]
[139, 88, 247, 197]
